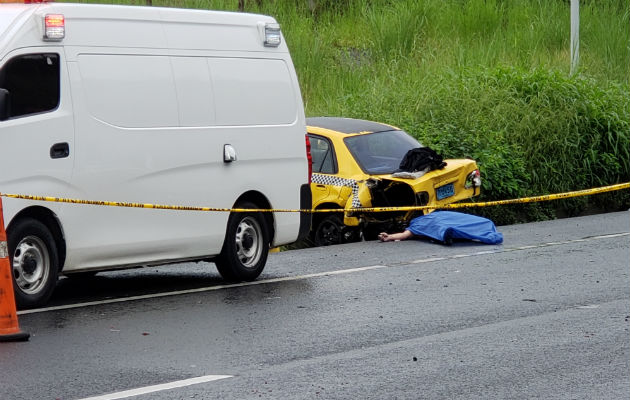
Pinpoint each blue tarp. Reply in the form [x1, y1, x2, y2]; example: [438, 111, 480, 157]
[407, 211, 503, 245]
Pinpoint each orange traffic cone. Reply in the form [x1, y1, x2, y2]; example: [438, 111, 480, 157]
[0, 196, 29, 342]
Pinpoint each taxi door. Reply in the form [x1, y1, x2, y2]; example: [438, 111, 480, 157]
[308, 134, 343, 207]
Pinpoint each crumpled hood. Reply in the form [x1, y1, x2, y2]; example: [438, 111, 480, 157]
[378, 158, 477, 190]
[349, 158, 479, 210]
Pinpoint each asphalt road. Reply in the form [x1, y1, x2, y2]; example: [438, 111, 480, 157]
[1, 211, 629, 400]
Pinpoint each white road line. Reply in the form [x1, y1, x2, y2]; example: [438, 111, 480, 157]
[412, 257, 447, 264]
[473, 251, 495, 255]
[18, 232, 629, 315]
[76, 375, 233, 400]
[19, 265, 388, 315]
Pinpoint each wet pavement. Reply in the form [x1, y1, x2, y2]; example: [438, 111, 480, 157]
[1, 211, 629, 400]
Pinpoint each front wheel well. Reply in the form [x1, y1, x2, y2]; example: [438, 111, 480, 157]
[7, 206, 66, 271]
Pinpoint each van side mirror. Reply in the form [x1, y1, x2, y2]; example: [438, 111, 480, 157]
[0, 89, 10, 121]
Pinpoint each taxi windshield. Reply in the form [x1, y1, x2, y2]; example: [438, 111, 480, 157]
[344, 130, 422, 174]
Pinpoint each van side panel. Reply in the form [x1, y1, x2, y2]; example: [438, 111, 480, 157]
[79, 54, 179, 128]
[59, 5, 307, 248]
[210, 58, 297, 126]
[171, 57, 216, 127]
[62, 53, 229, 270]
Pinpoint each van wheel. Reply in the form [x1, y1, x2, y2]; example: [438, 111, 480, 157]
[216, 202, 269, 282]
[7, 219, 59, 309]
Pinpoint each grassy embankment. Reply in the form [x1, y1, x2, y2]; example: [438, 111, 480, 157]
[68, 0, 629, 224]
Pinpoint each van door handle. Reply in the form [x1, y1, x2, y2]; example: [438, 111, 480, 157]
[50, 142, 69, 159]
[223, 144, 237, 163]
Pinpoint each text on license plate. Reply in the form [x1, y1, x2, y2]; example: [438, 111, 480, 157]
[436, 183, 455, 200]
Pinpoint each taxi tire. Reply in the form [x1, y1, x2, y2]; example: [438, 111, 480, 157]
[7, 218, 59, 309]
[313, 215, 344, 247]
[216, 202, 269, 282]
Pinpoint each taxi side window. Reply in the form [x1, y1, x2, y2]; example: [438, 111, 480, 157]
[309, 135, 337, 174]
[0, 53, 60, 119]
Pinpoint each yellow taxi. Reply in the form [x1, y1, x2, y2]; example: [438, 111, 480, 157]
[307, 117, 481, 246]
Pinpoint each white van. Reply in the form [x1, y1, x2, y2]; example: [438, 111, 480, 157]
[0, 2, 311, 308]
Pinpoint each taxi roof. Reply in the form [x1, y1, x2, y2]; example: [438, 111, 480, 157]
[306, 117, 398, 135]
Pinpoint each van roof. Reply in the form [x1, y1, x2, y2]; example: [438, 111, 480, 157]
[0, 3, 284, 55]
[0, 5, 31, 44]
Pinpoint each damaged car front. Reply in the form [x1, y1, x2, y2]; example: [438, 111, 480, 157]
[343, 129, 481, 238]
[307, 117, 481, 245]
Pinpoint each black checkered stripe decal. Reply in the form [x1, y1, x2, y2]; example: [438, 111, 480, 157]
[312, 173, 363, 208]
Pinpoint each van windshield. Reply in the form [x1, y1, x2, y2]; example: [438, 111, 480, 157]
[344, 130, 422, 174]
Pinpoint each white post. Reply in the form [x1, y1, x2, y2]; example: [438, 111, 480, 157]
[570, 0, 579, 75]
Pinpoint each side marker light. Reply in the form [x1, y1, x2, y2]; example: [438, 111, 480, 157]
[264, 23, 281, 47]
[44, 14, 65, 41]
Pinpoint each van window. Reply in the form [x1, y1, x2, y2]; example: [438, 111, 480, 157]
[0, 53, 60, 118]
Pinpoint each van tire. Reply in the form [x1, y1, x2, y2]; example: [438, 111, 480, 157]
[216, 202, 269, 282]
[7, 218, 59, 309]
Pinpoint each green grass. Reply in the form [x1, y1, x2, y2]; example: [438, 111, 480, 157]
[63, 0, 630, 223]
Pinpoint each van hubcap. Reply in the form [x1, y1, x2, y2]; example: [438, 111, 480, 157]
[12, 236, 50, 295]
[235, 217, 263, 269]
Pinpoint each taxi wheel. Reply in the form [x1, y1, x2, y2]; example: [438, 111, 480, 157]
[313, 215, 344, 246]
[8, 218, 59, 309]
[216, 202, 269, 282]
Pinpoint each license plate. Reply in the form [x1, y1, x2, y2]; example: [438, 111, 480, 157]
[436, 183, 455, 200]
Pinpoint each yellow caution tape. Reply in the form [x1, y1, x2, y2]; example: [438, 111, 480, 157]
[350, 182, 630, 213]
[1, 182, 628, 213]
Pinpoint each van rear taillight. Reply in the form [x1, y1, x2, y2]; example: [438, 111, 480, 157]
[305, 135, 312, 183]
